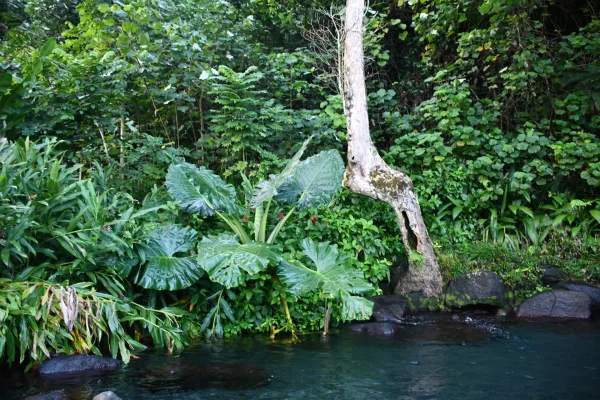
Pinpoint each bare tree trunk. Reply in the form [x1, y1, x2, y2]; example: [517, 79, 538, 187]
[342, 0, 442, 297]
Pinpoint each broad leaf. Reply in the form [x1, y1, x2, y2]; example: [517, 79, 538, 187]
[197, 234, 279, 288]
[166, 162, 241, 216]
[341, 295, 375, 321]
[278, 238, 374, 321]
[277, 150, 344, 210]
[250, 137, 310, 207]
[590, 209, 600, 224]
[137, 225, 203, 291]
[102, 253, 139, 278]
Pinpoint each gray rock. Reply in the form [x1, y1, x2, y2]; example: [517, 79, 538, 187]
[24, 390, 67, 400]
[517, 290, 591, 319]
[539, 263, 566, 285]
[446, 271, 505, 308]
[348, 322, 403, 335]
[38, 355, 121, 376]
[370, 295, 408, 322]
[552, 282, 600, 309]
[93, 391, 122, 400]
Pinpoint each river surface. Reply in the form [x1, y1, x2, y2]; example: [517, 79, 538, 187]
[3, 314, 600, 399]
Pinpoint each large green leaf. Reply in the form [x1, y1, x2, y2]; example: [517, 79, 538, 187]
[590, 209, 600, 224]
[136, 225, 203, 291]
[250, 137, 310, 208]
[276, 150, 344, 210]
[197, 234, 279, 288]
[340, 294, 375, 321]
[166, 162, 241, 216]
[278, 238, 374, 321]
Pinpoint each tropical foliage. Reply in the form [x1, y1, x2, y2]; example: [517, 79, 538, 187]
[163, 137, 364, 338]
[279, 238, 375, 334]
[0, 0, 598, 369]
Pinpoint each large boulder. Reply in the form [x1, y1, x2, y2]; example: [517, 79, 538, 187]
[517, 290, 591, 319]
[539, 263, 566, 285]
[370, 295, 408, 322]
[446, 271, 505, 308]
[348, 322, 403, 335]
[38, 355, 121, 376]
[552, 282, 600, 310]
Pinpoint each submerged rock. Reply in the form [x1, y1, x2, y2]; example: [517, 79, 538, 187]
[38, 355, 121, 376]
[24, 390, 68, 400]
[446, 271, 505, 308]
[517, 290, 591, 319]
[406, 313, 501, 343]
[348, 322, 403, 335]
[93, 391, 122, 400]
[370, 295, 408, 322]
[140, 362, 271, 390]
[349, 314, 496, 343]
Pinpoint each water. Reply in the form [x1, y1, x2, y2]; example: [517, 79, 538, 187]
[3, 314, 600, 399]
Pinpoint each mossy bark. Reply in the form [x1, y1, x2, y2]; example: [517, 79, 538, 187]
[342, 0, 442, 297]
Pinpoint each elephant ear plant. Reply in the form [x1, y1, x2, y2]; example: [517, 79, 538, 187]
[279, 238, 375, 335]
[165, 137, 373, 338]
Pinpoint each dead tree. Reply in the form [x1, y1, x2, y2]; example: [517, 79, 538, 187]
[341, 0, 443, 297]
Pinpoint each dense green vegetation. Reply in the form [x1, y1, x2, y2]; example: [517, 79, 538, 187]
[1, 0, 599, 368]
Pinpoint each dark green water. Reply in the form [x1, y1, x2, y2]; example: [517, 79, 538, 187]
[4, 314, 600, 399]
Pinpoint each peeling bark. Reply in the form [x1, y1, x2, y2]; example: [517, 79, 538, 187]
[342, 0, 442, 297]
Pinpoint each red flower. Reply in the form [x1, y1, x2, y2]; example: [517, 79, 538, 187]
[309, 215, 318, 225]
[241, 215, 249, 223]
[279, 212, 285, 220]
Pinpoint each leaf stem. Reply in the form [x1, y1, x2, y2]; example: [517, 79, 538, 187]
[267, 205, 296, 244]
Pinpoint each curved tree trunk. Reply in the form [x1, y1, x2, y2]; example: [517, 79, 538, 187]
[342, 0, 442, 297]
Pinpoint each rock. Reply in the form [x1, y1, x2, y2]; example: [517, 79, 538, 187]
[378, 281, 392, 295]
[539, 263, 566, 284]
[370, 295, 408, 322]
[517, 290, 591, 319]
[446, 271, 505, 308]
[24, 390, 68, 400]
[140, 362, 271, 390]
[93, 391, 122, 400]
[38, 355, 121, 376]
[405, 291, 441, 312]
[552, 282, 600, 310]
[348, 322, 403, 335]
